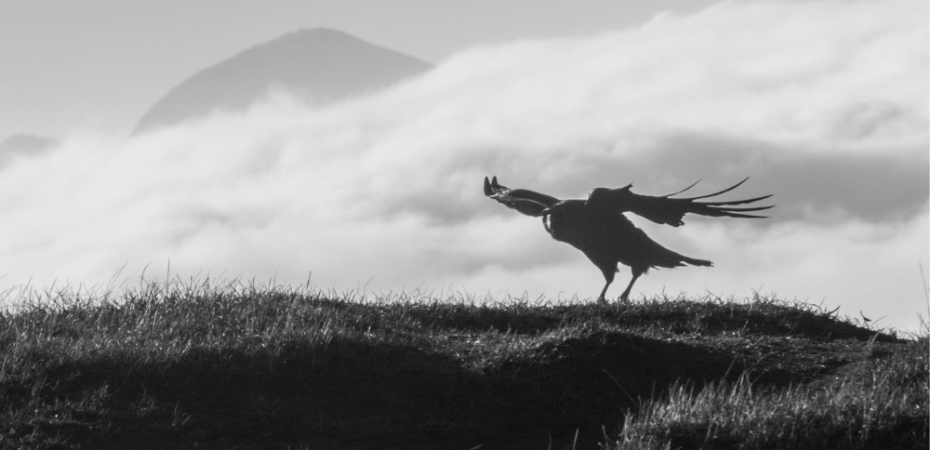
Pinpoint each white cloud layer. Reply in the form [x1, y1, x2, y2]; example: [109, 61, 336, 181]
[1, 0, 927, 331]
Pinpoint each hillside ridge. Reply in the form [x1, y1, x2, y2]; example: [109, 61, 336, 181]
[0, 282, 924, 449]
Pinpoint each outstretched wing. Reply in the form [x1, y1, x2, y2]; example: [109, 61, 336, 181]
[484, 176, 560, 217]
[586, 178, 773, 227]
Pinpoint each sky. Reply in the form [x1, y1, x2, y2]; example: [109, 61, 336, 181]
[0, 0, 928, 332]
[0, 0, 720, 139]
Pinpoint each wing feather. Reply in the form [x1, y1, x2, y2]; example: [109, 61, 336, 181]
[484, 176, 560, 217]
[587, 178, 774, 227]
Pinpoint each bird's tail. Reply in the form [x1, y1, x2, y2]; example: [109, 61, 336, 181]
[651, 248, 713, 269]
[680, 255, 713, 267]
[631, 228, 714, 269]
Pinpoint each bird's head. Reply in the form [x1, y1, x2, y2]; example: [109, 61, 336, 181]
[541, 207, 552, 232]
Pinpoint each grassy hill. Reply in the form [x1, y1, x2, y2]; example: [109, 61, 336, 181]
[0, 279, 926, 449]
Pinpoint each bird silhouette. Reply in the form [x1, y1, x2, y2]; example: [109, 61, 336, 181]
[484, 176, 773, 303]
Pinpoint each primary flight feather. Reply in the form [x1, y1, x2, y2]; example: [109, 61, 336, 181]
[483, 176, 773, 302]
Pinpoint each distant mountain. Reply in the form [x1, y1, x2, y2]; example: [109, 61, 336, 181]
[0, 133, 57, 167]
[134, 28, 432, 134]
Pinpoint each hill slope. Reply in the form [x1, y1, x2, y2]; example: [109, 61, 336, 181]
[0, 282, 925, 449]
[133, 28, 432, 133]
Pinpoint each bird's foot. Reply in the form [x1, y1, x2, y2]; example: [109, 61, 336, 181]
[597, 296, 608, 305]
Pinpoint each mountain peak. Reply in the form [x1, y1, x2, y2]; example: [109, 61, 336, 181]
[134, 29, 432, 134]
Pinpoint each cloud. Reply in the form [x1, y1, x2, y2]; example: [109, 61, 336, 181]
[1, 0, 927, 331]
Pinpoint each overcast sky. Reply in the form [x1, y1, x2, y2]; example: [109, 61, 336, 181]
[0, 0, 721, 139]
[0, 0, 927, 332]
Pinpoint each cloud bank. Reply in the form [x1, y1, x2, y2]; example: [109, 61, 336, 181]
[1, 0, 927, 330]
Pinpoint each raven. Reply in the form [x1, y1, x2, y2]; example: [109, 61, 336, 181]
[483, 176, 773, 303]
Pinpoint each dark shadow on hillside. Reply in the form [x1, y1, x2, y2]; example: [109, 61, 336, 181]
[479, 331, 741, 449]
[24, 332, 747, 450]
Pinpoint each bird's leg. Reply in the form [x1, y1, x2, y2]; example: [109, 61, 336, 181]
[597, 282, 612, 304]
[596, 263, 616, 304]
[619, 269, 643, 302]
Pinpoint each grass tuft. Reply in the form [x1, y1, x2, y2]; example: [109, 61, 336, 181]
[613, 339, 927, 450]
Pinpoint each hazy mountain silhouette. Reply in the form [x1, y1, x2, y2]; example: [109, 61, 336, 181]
[0, 134, 57, 167]
[134, 28, 432, 134]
